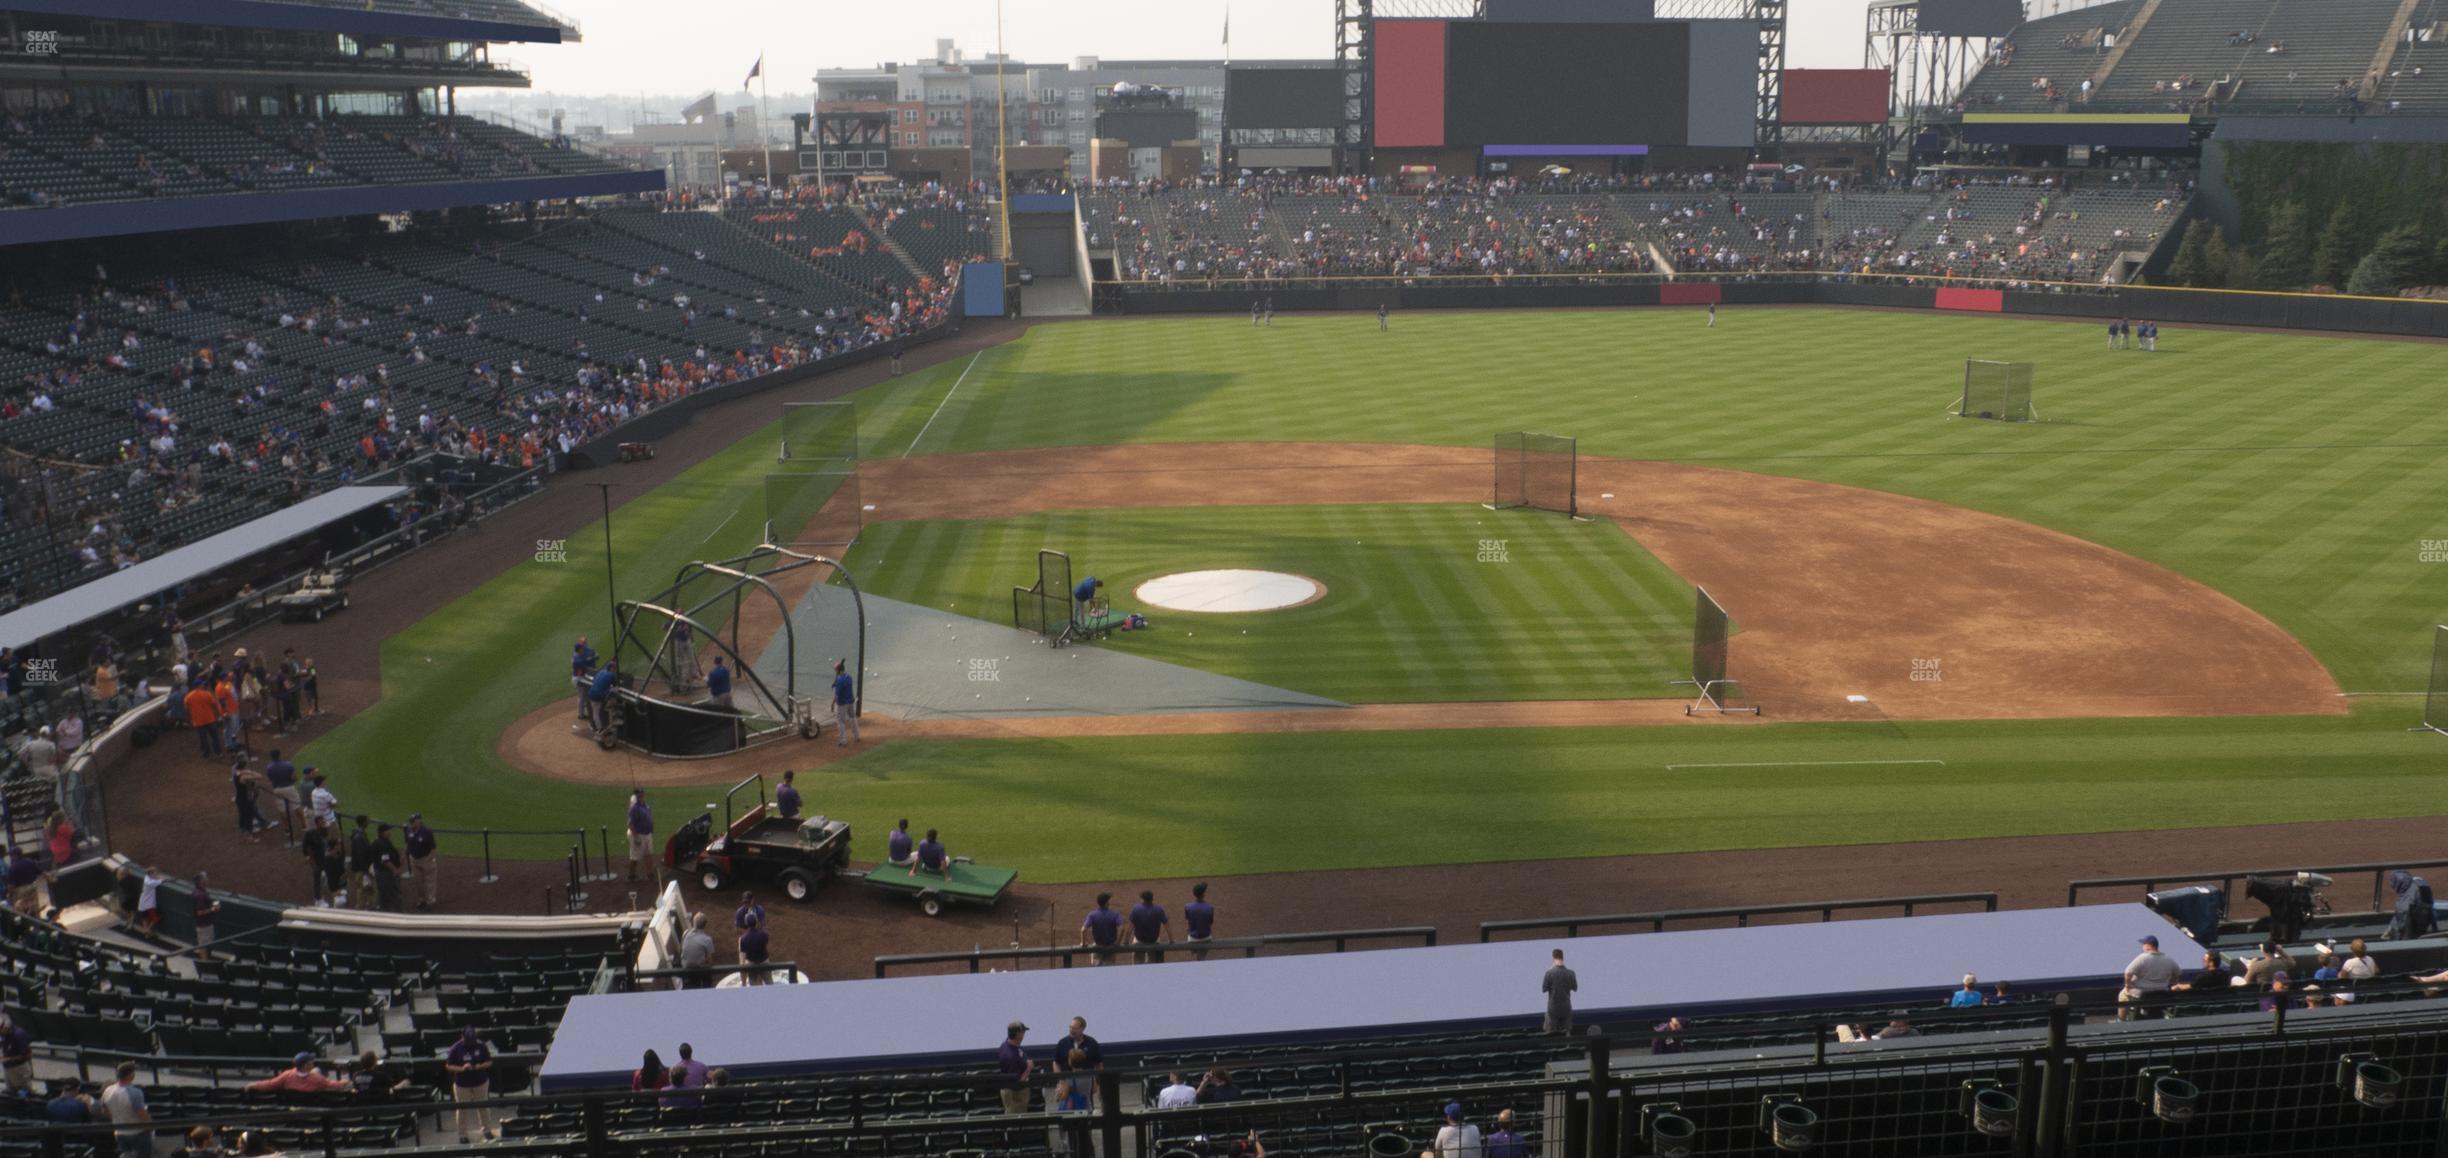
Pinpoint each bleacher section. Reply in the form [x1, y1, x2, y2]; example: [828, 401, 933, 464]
[1958, 0, 2432, 115]
[0, 202, 972, 604]
[1079, 181, 2177, 283]
[1953, 2, 2144, 112]
[0, 114, 624, 212]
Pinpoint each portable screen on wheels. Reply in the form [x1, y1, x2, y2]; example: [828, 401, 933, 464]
[1492, 432, 1577, 516]
[2424, 624, 2448, 736]
[1959, 360, 2035, 422]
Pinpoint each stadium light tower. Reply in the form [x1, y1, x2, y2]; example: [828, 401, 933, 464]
[994, 0, 1013, 261]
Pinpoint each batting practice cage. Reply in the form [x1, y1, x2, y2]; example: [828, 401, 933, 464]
[1957, 360, 2036, 422]
[764, 401, 862, 549]
[1011, 549, 1076, 642]
[1491, 432, 1578, 517]
[601, 544, 866, 757]
[1684, 585, 1759, 715]
[2423, 625, 2448, 736]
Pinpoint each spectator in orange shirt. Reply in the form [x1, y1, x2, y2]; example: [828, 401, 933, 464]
[184, 682, 221, 759]
[248, 1053, 350, 1096]
[215, 678, 246, 756]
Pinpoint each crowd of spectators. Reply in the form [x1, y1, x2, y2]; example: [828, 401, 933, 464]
[0, 197, 970, 600]
[1075, 169, 2182, 287]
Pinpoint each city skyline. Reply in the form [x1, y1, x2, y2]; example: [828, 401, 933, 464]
[518, 0, 1889, 98]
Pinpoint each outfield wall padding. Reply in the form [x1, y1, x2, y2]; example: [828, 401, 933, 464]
[1660, 283, 1723, 305]
[1108, 280, 2448, 339]
[1934, 287, 2005, 312]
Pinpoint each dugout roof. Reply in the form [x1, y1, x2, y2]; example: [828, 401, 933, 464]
[0, 484, 405, 651]
[541, 904, 2200, 1089]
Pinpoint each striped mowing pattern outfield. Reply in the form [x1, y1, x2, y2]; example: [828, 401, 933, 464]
[848, 504, 1698, 703]
[901, 311, 2448, 693]
[291, 308, 2448, 860]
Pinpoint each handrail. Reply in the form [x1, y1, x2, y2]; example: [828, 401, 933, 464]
[2065, 859, 2448, 912]
[873, 926, 1439, 977]
[13, 977, 2448, 1154]
[1479, 893, 2001, 942]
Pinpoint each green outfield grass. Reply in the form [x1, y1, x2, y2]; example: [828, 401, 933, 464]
[297, 308, 2448, 870]
[849, 504, 1696, 702]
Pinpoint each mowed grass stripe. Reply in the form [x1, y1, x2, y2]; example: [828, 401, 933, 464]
[842, 504, 1696, 703]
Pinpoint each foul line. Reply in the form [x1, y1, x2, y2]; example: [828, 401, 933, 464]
[903, 352, 983, 459]
[699, 509, 737, 542]
[1663, 759, 1949, 770]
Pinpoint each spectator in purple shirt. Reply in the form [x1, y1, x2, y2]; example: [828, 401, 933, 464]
[1080, 892, 1123, 963]
[626, 789, 658, 886]
[1128, 889, 1170, 962]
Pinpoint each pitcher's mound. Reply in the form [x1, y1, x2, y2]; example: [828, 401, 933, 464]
[1136, 569, 1325, 613]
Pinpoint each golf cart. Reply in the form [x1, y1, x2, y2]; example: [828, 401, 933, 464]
[666, 773, 850, 903]
[278, 569, 351, 622]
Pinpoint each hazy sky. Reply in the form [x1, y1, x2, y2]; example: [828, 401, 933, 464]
[521, 0, 1880, 96]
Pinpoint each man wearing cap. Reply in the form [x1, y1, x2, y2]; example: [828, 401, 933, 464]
[405, 815, 439, 911]
[248, 1053, 349, 1095]
[831, 660, 860, 746]
[705, 656, 733, 710]
[996, 1021, 1036, 1114]
[2121, 934, 2181, 1019]
[262, 749, 301, 828]
[1432, 1101, 1483, 1156]
[626, 788, 659, 885]
[773, 769, 802, 821]
[1542, 949, 1578, 1035]
[444, 1027, 496, 1143]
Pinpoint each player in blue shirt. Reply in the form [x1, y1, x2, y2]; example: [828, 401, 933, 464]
[831, 659, 859, 746]
[773, 769, 801, 820]
[586, 661, 618, 732]
[705, 657, 732, 708]
[1072, 576, 1103, 625]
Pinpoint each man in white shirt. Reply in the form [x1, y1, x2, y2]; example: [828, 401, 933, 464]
[1433, 1101, 1483, 1157]
[1155, 1073, 1197, 1109]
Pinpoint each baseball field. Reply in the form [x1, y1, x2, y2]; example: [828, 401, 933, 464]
[298, 307, 2448, 879]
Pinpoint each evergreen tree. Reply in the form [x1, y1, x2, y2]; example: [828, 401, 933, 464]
[2311, 201, 2361, 288]
[2199, 226, 2231, 288]
[2255, 202, 2312, 290]
[2166, 219, 2217, 287]
[2344, 224, 2428, 296]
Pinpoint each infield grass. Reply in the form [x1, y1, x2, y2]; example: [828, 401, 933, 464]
[297, 308, 2448, 872]
[849, 504, 1697, 703]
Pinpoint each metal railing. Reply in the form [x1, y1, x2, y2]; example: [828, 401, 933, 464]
[873, 926, 1439, 977]
[1479, 893, 2001, 942]
[2065, 859, 2448, 912]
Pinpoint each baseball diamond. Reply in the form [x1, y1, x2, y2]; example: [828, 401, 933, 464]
[14, 3, 2448, 1152]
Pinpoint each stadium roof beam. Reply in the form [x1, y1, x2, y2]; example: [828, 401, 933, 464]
[1865, 0, 1993, 159]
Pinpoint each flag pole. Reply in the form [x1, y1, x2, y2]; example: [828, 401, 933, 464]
[759, 57, 774, 193]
